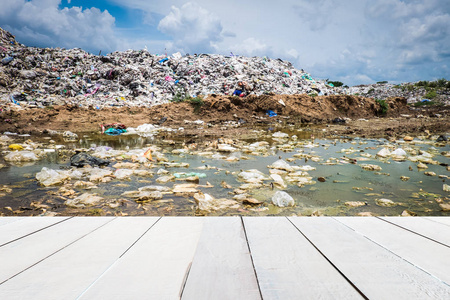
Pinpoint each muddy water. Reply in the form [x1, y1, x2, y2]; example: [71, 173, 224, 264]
[0, 130, 449, 216]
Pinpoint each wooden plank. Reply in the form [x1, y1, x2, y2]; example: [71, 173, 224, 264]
[380, 217, 450, 246]
[289, 217, 450, 299]
[0, 217, 113, 284]
[0, 217, 24, 226]
[0, 217, 159, 299]
[335, 217, 450, 285]
[181, 217, 260, 300]
[0, 217, 69, 246]
[244, 217, 363, 299]
[423, 216, 450, 226]
[79, 217, 204, 299]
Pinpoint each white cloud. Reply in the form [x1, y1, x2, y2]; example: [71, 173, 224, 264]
[286, 49, 299, 59]
[157, 2, 223, 54]
[360, 0, 450, 81]
[293, 0, 335, 31]
[1, 0, 449, 85]
[0, 0, 117, 53]
[228, 37, 271, 57]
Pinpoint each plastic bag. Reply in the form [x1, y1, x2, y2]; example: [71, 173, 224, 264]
[272, 191, 294, 207]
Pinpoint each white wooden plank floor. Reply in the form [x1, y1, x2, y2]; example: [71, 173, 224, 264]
[0, 216, 449, 300]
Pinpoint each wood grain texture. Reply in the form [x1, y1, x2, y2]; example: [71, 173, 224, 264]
[335, 217, 450, 285]
[0, 217, 113, 284]
[0, 217, 69, 246]
[423, 216, 450, 226]
[182, 217, 261, 300]
[289, 217, 450, 299]
[380, 216, 450, 246]
[79, 217, 204, 300]
[244, 217, 363, 300]
[0, 217, 159, 300]
[0, 217, 24, 226]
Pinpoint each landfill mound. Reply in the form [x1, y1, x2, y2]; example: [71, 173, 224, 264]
[1, 26, 449, 108]
[1, 27, 340, 109]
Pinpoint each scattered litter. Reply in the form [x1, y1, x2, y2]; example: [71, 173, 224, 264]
[266, 110, 277, 117]
[101, 123, 127, 135]
[272, 191, 295, 207]
[63, 131, 78, 141]
[143, 148, 153, 161]
[174, 172, 207, 179]
[70, 152, 110, 167]
[8, 144, 23, 151]
[36, 167, 70, 186]
[104, 128, 126, 135]
[4, 151, 39, 162]
[375, 198, 397, 207]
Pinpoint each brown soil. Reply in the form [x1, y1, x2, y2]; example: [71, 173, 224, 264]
[1, 94, 449, 138]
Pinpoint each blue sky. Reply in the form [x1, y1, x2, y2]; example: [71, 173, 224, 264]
[0, 0, 449, 86]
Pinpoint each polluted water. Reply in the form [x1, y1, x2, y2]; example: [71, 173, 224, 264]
[0, 127, 449, 217]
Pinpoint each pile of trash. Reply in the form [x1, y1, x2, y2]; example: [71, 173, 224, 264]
[344, 83, 450, 105]
[0, 27, 339, 109]
[1, 26, 449, 109]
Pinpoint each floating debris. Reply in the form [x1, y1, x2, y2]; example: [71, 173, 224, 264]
[375, 198, 397, 207]
[272, 191, 295, 207]
[345, 201, 367, 208]
[361, 164, 382, 171]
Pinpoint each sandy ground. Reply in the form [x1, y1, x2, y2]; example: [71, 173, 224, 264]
[1, 94, 449, 138]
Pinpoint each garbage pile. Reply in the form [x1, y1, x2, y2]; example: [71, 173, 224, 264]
[344, 83, 450, 105]
[0, 27, 339, 109]
[1, 26, 448, 109]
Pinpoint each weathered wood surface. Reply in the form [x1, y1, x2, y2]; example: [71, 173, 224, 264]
[289, 217, 450, 299]
[181, 217, 260, 300]
[0, 217, 159, 299]
[335, 217, 450, 285]
[79, 217, 204, 299]
[0, 217, 112, 284]
[0, 216, 69, 246]
[424, 216, 450, 226]
[0, 217, 24, 226]
[244, 217, 363, 299]
[0, 216, 449, 300]
[379, 216, 450, 246]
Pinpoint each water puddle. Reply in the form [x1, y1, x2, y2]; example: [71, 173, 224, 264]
[1, 128, 449, 216]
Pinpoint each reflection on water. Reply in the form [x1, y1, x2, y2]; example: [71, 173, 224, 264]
[0, 128, 449, 217]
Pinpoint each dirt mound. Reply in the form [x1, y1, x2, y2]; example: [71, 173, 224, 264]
[0, 94, 412, 135]
[150, 94, 409, 125]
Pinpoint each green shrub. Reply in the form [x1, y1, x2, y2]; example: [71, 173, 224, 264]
[424, 90, 437, 99]
[376, 99, 388, 115]
[413, 101, 435, 107]
[187, 96, 204, 113]
[377, 81, 388, 84]
[416, 78, 449, 89]
[368, 88, 375, 94]
[437, 78, 447, 88]
[327, 81, 344, 87]
[415, 81, 429, 87]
